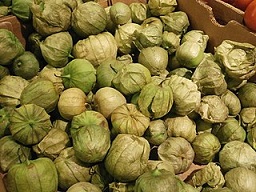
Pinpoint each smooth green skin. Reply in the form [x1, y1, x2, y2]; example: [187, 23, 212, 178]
[12, 51, 40, 80]
[6, 157, 58, 192]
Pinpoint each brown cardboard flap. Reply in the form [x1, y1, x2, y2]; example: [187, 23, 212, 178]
[206, 0, 244, 24]
[177, 0, 256, 53]
[0, 174, 6, 192]
[0, 15, 26, 48]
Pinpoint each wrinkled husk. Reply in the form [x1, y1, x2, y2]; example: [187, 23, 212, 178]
[70, 110, 109, 135]
[134, 169, 180, 192]
[6, 157, 58, 192]
[161, 31, 181, 55]
[104, 134, 150, 182]
[160, 11, 189, 35]
[0, 65, 10, 79]
[0, 6, 9, 17]
[195, 118, 213, 133]
[137, 79, 173, 119]
[201, 187, 233, 192]
[192, 132, 221, 164]
[32, 128, 70, 159]
[134, 22, 163, 50]
[52, 119, 69, 132]
[54, 147, 93, 190]
[214, 40, 256, 80]
[67, 182, 102, 192]
[138, 46, 169, 75]
[191, 162, 225, 189]
[158, 137, 195, 174]
[38, 65, 64, 94]
[0, 29, 25, 65]
[219, 140, 256, 172]
[247, 125, 256, 150]
[129, 2, 150, 24]
[91, 163, 114, 191]
[109, 182, 135, 192]
[9, 104, 52, 146]
[220, 89, 241, 116]
[111, 103, 150, 137]
[145, 160, 175, 174]
[224, 167, 256, 192]
[11, 0, 32, 21]
[72, 32, 118, 68]
[196, 95, 229, 123]
[143, 119, 168, 145]
[165, 115, 197, 142]
[0, 75, 28, 107]
[168, 67, 193, 79]
[112, 63, 152, 95]
[148, 0, 177, 16]
[71, 1, 107, 38]
[20, 78, 59, 113]
[192, 57, 227, 96]
[27, 32, 44, 60]
[0, 107, 14, 137]
[105, 6, 116, 34]
[164, 74, 201, 116]
[96, 57, 130, 88]
[71, 124, 111, 164]
[237, 82, 256, 107]
[30, 1, 72, 36]
[225, 75, 247, 91]
[115, 23, 142, 54]
[181, 30, 209, 51]
[0, 135, 31, 172]
[239, 107, 256, 130]
[40, 32, 73, 68]
[211, 117, 246, 144]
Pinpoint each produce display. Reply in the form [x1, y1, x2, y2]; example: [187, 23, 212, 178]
[220, 0, 256, 32]
[0, 0, 256, 192]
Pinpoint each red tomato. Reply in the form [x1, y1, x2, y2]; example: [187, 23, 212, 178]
[232, 0, 254, 11]
[244, 0, 256, 31]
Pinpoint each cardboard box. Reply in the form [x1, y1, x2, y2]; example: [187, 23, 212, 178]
[0, 15, 28, 48]
[177, 0, 256, 53]
[0, 0, 256, 191]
